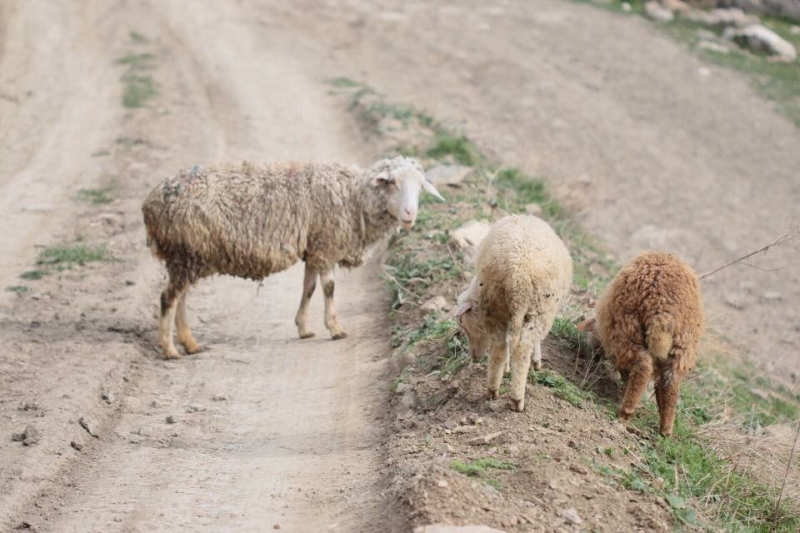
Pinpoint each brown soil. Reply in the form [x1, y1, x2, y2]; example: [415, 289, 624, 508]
[1, 0, 798, 532]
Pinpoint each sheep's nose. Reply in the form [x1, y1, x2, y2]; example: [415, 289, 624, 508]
[404, 207, 413, 215]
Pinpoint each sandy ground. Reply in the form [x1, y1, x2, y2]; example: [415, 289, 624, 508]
[1, 0, 798, 531]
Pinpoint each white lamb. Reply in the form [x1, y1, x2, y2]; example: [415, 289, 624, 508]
[455, 214, 573, 411]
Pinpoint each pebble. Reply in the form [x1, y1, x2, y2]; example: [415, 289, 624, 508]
[273, 524, 281, 530]
[137, 426, 154, 437]
[437, 479, 449, 488]
[79, 415, 99, 438]
[212, 394, 228, 401]
[101, 391, 115, 404]
[186, 404, 204, 413]
[166, 415, 177, 424]
[562, 507, 583, 525]
[70, 441, 83, 451]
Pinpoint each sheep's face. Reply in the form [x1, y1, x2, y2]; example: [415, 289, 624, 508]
[576, 316, 603, 351]
[455, 299, 489, 362]
[373, 158, 444, 229]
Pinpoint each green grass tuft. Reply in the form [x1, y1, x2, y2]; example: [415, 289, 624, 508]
[121, 73, 157, 108]
[5, 285, 30, 294]
[426, 133, 482, 167]
[76, 186, 114, 205]
[36, 244, 111, 267]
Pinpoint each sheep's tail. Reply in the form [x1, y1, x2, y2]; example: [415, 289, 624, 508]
[646, 316, 675, 362]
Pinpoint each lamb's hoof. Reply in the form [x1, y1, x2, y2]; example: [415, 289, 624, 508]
[331, 332, 348, 340]
[488, 389, 499, 400]
[533, 361, 542, 371]
[299, 332, 316, 339]
[512, 398, 525, 412]
[618, 410, 633, 421]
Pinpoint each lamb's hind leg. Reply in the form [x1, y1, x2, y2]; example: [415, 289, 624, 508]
[619, 349, 653, 421]
[159, 274, 188, 359]
[320, 267, 347, 340]
[295, 263, 318, 339]
[175, 288, 201, 354]
[655, 358, 684, 437]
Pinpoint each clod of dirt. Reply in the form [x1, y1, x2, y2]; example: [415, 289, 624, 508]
[562, 507, 582, 525]
[70, 441, 83, 451]
[18, 401, 40, 411]
[136, 427, 153, 437]
[186, 404, 204, 412]
[466, 431, 503, 445]
[14, 521, 36, 531]
[79, 415, 99, 438]
[101, 391, 114, 404]
[11, 424, 41, 446]
[212, 393, 228, 401]
[165, 415, 177, 424]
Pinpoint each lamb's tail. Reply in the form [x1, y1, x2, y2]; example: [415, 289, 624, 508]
[646, 316, 675, 362]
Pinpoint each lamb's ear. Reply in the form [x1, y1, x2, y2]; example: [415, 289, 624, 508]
[576, 317, 596, 332]
[455, 300, 472, 318]
[422, 179, 445, 201]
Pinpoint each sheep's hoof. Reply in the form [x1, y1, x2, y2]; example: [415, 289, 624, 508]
[181, 340, 202, 355]
[487, 389, 499, 400]
[299, 332, 316, 339]
[162, 347, 181, 360]
[512, 398, 525, 412]
[533, 361, 542, 371]
[618, 410, 633, 421]
[331, 332, 348, 340]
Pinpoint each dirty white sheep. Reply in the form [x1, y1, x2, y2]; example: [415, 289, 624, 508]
[142, 156, 444, 359]
[455, 214, 573, 411]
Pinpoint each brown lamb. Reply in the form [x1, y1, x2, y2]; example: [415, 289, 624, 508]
[577, 252, 704, 436]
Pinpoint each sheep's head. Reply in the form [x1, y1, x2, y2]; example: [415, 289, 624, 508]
[368, 156, 444, 229]
[455, 281, 489, 362]
[576, 316, 603, 352]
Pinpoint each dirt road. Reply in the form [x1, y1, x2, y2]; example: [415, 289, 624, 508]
[1, 0, 799, 531]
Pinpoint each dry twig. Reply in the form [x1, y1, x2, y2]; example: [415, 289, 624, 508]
[699, 228, 797, 281]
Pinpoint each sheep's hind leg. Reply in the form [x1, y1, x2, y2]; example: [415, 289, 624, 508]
[532, 339, 543, 371]
[655, 358, 683, 437]
[320, 267, 347, 340]
[619, 349, 653, 421]
[175, 288, 201, 354]
[295, 264, 318, 339]
[509, 320, 535, 412]
[158, 275, 188, 359]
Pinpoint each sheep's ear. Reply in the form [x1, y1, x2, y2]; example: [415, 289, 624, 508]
[576, 317, 596, 332]
[374, 172, 395, 186]
[422, 179, 445, 201]
[455, 300, 472, 318]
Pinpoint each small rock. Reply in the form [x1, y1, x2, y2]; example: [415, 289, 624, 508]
[101, 391, 114, 404]
[125, 280, 136, 286]
[79, 415, 99, 438]
[150, 400, 160, 408]
[438, 443, 456, 454]
[562, 507, 582, 525]
[450, 220, 491, 254]
[70, 440, 83, 451]
[698, 40, 729, 54]
[11, 424, 40, 446]
[212, 393, 228, 401]
[466, 431, 504, 445]
[444, 419, 459, 430]
[524, 203, 543, 216]
[426, 164, 473, 188]
[31, 293, 41, 300]
[137, 426, 154, 437]
[644, 1, 674, 22]
[19, 401, 39, 411]
[186, 404, 204, 413]
[400, 390, 418, 410]
[437, 479, 449, 488]
[273, 524, 281, 530]
[421, 296, 450, 313]
[467, 413, 480, 424]
[730, 25, 797, 61]
[761, 291, 782, 302]
[570, 464, 588, 475]
[166, 415, 177, 424]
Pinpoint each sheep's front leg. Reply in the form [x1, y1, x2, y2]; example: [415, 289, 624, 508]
[158, 275, 187, 359]
[487, 329, 507, 400]
[175, 289, 201, 354]
[532, 339, 543, 371]
[295, 264, 318, 339]
[320, 267, 347, 340]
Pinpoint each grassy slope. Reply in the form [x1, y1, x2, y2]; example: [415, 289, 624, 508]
[333, 79, 800, 531]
